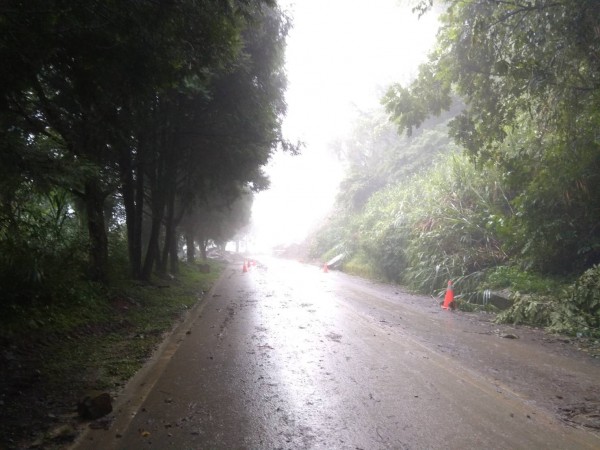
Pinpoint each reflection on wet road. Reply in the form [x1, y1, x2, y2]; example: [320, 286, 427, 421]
[74, 258, 600, 449]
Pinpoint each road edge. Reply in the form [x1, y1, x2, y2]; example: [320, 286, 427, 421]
[70, 266, 230, 450]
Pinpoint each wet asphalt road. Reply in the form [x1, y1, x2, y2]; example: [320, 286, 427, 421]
[74, 258, 600, 449]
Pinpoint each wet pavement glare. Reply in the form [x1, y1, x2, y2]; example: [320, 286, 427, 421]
[74, 257, 600, 450]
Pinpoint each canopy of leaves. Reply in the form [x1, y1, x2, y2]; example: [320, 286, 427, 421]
[0, 1, 291, 301]
[382, 0, 600, 274]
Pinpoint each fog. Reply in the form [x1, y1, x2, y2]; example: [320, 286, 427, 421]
[251, 0, 439, 252]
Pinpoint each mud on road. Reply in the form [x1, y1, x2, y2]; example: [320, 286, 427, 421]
[332, 272, 600, 427]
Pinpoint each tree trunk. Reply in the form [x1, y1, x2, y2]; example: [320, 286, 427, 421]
[132, 155, 145, 277]
[141, 214, 161, 280]
[186, 232, 195, 263]
[141, 154, 165, 280]
[200, 237, 208, 261]
[84, 179, 109, 283]
[159, 226, 171, 274]
[160, 189, 184, 275]
[159, 186, 175, 275]
[119, 149, 144, 279]
[169, 229, 179, 274]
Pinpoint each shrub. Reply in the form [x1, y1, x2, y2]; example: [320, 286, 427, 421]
[354, 152, 510, 294]
[497, 265, 600, 336]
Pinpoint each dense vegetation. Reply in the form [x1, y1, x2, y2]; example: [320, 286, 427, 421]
[312, 0, 600, 336]
[0, 1, 292, 313]
[1, 2, 291, 445]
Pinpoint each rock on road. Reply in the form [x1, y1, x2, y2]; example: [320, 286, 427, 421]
[73, 257, 600, 449]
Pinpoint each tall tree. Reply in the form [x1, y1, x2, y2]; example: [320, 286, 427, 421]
[1, 0, 265, 282]
[138, 1, 291, 277]
[383, 0, 600, 273]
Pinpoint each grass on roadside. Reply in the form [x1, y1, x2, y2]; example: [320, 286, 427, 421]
[0, 259, 224, 449]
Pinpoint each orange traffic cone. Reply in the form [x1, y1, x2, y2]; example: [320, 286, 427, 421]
[242, 261, 248, 273]
[323, 263, 329, 273]
[442, 280, 454, 310]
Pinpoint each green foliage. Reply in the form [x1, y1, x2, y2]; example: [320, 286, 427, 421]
[497, 294, 555, 328]
[0, 187, 88, 308]
[107, 226, 131, 282]
[375, 153, 508, 293]
[508, 130, 600, 273]
[1, 0, 290, 286]
[361, 0, 600, 333]
[313, 102, 599, 332]
[315, 148, 513, 295]
[357, 185, 409, 282]
[343, 252, 381, 280]
[383, 0, 600, 275]
[570, 265, 600, 321]
[311, 108, 459, 276]
[497, 265, 600, 336]
[1, 223, 131, 335]
[334, 109, 457, 200]
[387, 0, 600, 154]
[1, 282, 109, 339]
[496, 293, 590, 337]
[309, 214, 353, 261]
[485, 266, 560, 295]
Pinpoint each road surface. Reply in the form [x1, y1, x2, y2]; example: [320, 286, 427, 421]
[73, 257, 600, 449]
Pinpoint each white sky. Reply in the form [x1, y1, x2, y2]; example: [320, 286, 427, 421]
[251, 0, 439, 251]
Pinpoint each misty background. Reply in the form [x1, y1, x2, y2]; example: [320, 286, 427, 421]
[251, 0, 439, 251]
